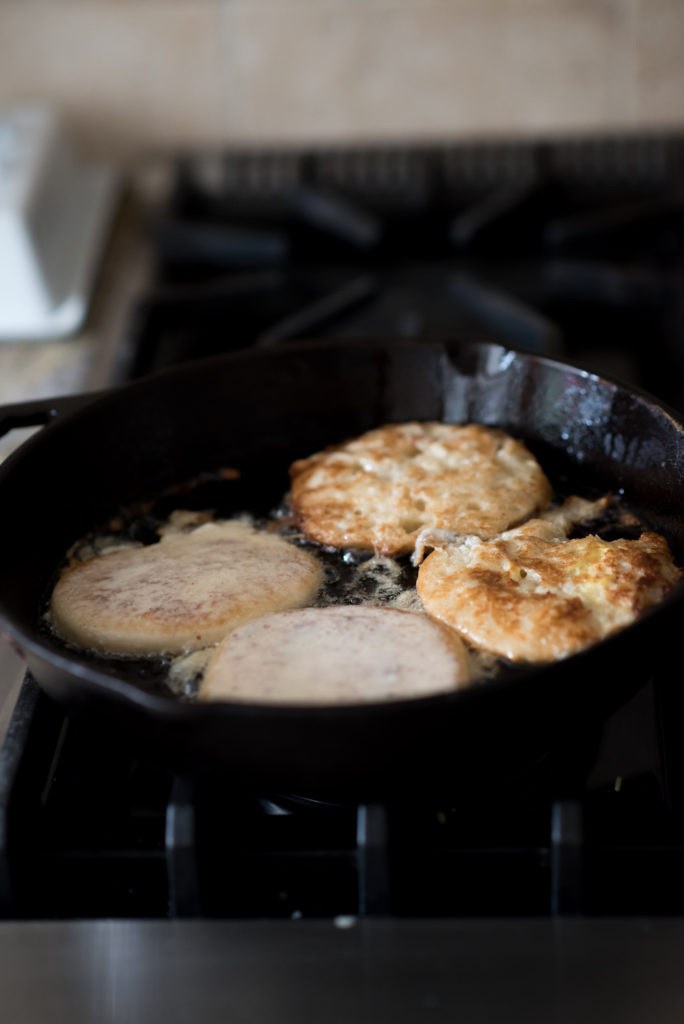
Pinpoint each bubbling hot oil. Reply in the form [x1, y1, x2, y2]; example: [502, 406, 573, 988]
[48, 481, 642, 701]
[166, 537, 503, 699]
[166, 546, 426, 698]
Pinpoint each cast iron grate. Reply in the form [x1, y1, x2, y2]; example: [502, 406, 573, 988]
[125, 136, 684, 411]
[2, 675, 684, 921]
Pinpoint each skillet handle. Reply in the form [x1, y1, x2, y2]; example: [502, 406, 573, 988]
[0, 392, 101, 440]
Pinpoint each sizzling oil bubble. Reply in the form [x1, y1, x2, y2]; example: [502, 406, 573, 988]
[168, 647, 216, 698]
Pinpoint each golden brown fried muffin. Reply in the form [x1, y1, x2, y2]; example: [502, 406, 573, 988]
[417, 502, 681, 663]
[200, 605, 470, 704]
[50, 520, 323, 656]
[289, 421, 552, 556]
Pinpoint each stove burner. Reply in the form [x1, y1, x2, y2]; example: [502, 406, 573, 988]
[126, 135, 684, 412]
[2, 672, 683, 921]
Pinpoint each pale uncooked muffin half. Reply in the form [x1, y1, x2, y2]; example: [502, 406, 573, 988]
[200, 604, 471, 704]
[50, 520, 323, 656]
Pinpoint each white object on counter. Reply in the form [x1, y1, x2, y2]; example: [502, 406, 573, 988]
[0, 105, 117, 340]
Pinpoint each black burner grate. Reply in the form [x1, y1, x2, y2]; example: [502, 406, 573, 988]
[2, 674, 684, 921]
[124, 136, 684, 413]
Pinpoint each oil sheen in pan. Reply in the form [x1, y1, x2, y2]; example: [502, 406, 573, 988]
[166, 542, 507, 699]
[168, 528, 450, 699]
[42, 468, 645, 702]
[165, 486, 648, 698]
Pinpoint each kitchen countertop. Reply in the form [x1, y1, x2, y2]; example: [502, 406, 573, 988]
[0, 184, 153, 462]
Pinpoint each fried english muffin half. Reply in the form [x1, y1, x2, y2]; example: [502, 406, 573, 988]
[200, 605, 471, 704]
[289, 422, 552, 556]
[50, 520, 323, 656]
[416, 498, 682, 663]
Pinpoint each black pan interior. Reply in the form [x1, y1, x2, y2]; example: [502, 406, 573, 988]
[1, 338, 683, 798]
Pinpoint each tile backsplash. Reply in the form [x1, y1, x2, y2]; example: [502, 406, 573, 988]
[1, 0, 683, 162]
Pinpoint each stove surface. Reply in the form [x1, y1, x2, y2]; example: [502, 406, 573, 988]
[1, 671, 683, 923]
[2, 917, 684, 1024]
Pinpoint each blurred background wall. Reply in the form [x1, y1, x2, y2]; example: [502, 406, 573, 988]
[1, 0, 683, 162]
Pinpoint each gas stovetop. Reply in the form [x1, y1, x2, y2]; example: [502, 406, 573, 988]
[126, 135, 684, 412]
[1, 670, 683, 922]
[2, 133, 684, 1021]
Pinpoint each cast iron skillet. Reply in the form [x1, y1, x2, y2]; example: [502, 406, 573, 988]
[0, 338, 683, 801]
